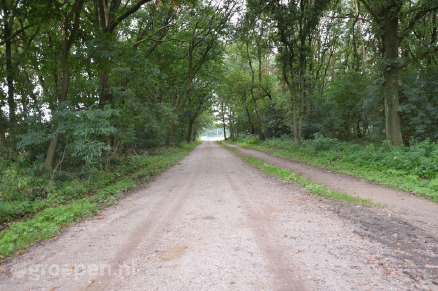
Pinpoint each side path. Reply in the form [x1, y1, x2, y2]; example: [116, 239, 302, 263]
[224, 142, 438, 233]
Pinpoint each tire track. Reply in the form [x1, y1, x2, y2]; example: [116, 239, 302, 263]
[85, 170, 198, 290]
[218, 146, 307, 291]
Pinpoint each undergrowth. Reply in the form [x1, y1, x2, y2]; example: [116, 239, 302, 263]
[0, 142, 199, 261]
[233, 135, 438, 202]
[220, 142, 373, 207]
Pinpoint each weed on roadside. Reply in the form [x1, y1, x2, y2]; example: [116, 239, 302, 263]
[220, 142, 373, 207]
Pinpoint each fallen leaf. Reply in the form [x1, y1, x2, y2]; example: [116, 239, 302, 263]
[384, 268, 391, 274]
[97, 216, 104, 220]
[425, 264, 438, 269]
[68, 265, 75, 270]
[50, 288, 56, 291]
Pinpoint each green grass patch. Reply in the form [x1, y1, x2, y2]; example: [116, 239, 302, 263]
[231, 136, 438, 202]
[0, 141, 199, 262]
[220, 142, 373, 207]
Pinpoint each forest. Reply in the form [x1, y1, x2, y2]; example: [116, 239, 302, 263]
[0, 0, 438, 256]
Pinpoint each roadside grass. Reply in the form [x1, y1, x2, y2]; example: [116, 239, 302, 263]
[232, 136, 438, 202]
[220, 142, 373, 207]
[0, 142, 199, 262]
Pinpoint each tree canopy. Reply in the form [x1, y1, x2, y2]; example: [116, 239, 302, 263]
[1, 0, 437, 175]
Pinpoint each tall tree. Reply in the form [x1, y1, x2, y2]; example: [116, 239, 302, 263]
[84, 0, 155, 105]
[44, 0, 85, 170]
[240, 10, 270, 141]
[252, 0, 330, 147]
[359, 0, 438, 146]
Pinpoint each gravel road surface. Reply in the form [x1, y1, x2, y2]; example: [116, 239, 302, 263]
[1, 141, 437, 290]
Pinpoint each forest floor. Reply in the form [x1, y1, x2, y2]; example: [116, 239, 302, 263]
[1, 141, 437, 290]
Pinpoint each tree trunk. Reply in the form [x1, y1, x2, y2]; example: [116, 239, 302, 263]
[166, 124, 175, 147]
[246, 39, 264, 142]
[4, 20, 16, 128]
[428, 11, 437, 65]
[355, 0, 366, 67]
[296, 0, 306, 148]
[99, 71, 112, 105]
[0, 130, 5, 148]
[254, 101, 264, 141]
[245, 105, 255, 134]
[44, 0, 84, 170]
[382, 5, 403, 146]
[255, 28, 265, 142]
[45, 42, 71, 170]
[223, 121, 227, 140]
[220, 103, 227, 140]
[292, 91, 300, 148]
[187, 117, 194, 144]
[229, 111, 235, 141]
[45, 134, 59, 170]
[192, 127, 197, 142]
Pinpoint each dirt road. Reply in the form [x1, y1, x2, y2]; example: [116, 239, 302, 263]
[224, 143, 438, 234]
[1, 141, 437, 290]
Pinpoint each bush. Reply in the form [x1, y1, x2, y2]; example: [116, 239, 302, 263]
[0, 165, 32, 201]
[241, 134, 260, 145]
[306, 133, 339, 152]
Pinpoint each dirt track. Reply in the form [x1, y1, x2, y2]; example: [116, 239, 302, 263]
[224, 142, 438, 235]
[1, 141, 437, 290]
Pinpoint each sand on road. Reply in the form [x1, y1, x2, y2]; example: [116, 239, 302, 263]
[1, 141, 437, 290]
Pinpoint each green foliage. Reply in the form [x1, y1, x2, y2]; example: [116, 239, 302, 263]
[0, 199, 96, 259]
[263, 101, 291, 138]
[0, 164, 32, 201]
[239, 134, 260, 145]
[55, 105, 117, 166]
[320, 72, 383, 141]
[399, 67, 438, 142]
[18, 104, 117, 167]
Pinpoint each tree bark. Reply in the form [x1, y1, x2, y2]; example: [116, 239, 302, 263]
[45, 0, 84, 170]
[187, 117, 194, 144]
[428, 10, 437, 65]
[254, 100, 264, 141]
[255, 25, 265, 142]
[246, 40, 264, 141]
[245, 105, 255, 134]
[45, 134, 59, 171]
[166, 124, 175, 147]
[2, 2, 16, 129]
[99, 71, 112, 105]
[221, 103, 227, 140]
[291, 89, 300, 148]
[382, 4, 403, 146]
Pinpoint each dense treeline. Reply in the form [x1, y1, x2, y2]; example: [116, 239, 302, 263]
[1, 0, 235, 170]
[218, 0, 438, 148]
[1, 0, 437, 200]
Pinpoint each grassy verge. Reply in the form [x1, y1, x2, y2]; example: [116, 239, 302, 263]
[220, 142, 373, 207]
[231, 136, 438, 202]
[0, 142, 199, 262]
